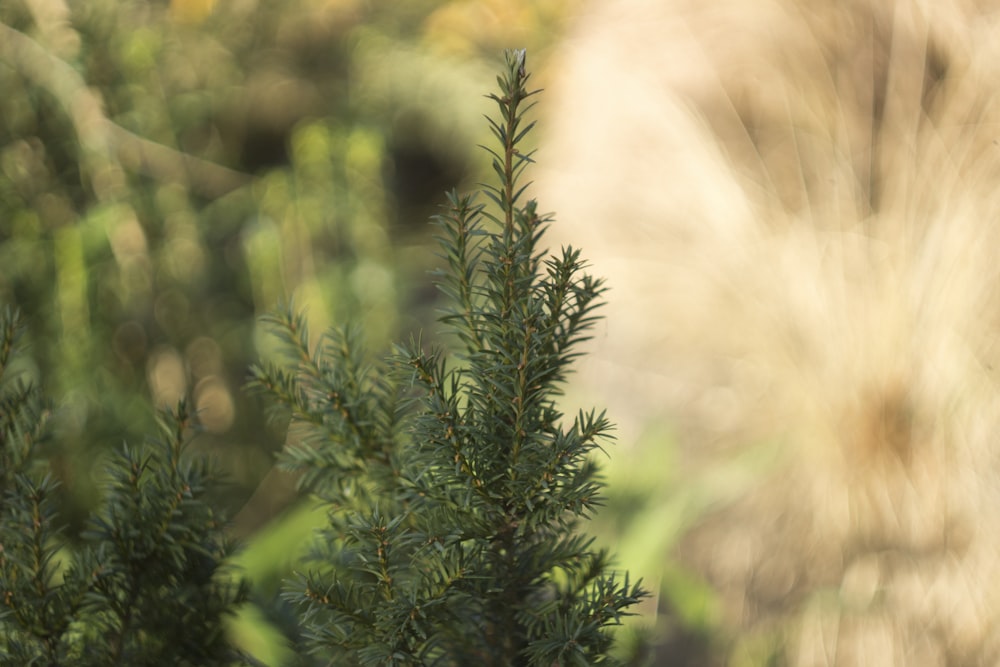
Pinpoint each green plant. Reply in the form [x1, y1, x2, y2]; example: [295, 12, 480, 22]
[251, 49, 647, 665]
[0, 306, 249, 666]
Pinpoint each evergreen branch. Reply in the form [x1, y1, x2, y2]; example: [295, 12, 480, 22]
[250, 310, 403, 502]
[434, 191, 489, 351]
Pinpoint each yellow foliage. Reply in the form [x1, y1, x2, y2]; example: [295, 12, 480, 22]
[170, 0, 216, 24]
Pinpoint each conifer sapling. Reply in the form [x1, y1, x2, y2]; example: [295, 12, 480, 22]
[251, 49, 648, 665]
[0, 307, 249, 666]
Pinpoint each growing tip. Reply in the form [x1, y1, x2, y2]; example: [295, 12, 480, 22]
[510, 48, 527, 78]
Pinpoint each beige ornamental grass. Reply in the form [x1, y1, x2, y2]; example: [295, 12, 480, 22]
[537, 1, 1000, 664]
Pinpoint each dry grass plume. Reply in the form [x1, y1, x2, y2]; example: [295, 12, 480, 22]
[537, 1, 1000, 664]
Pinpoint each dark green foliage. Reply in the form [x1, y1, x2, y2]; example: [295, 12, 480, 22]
[251, 50, 647, 666]
[0, 307, 249, 665]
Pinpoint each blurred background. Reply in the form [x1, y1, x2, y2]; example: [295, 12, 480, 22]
[5, 0, 1000, 664]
